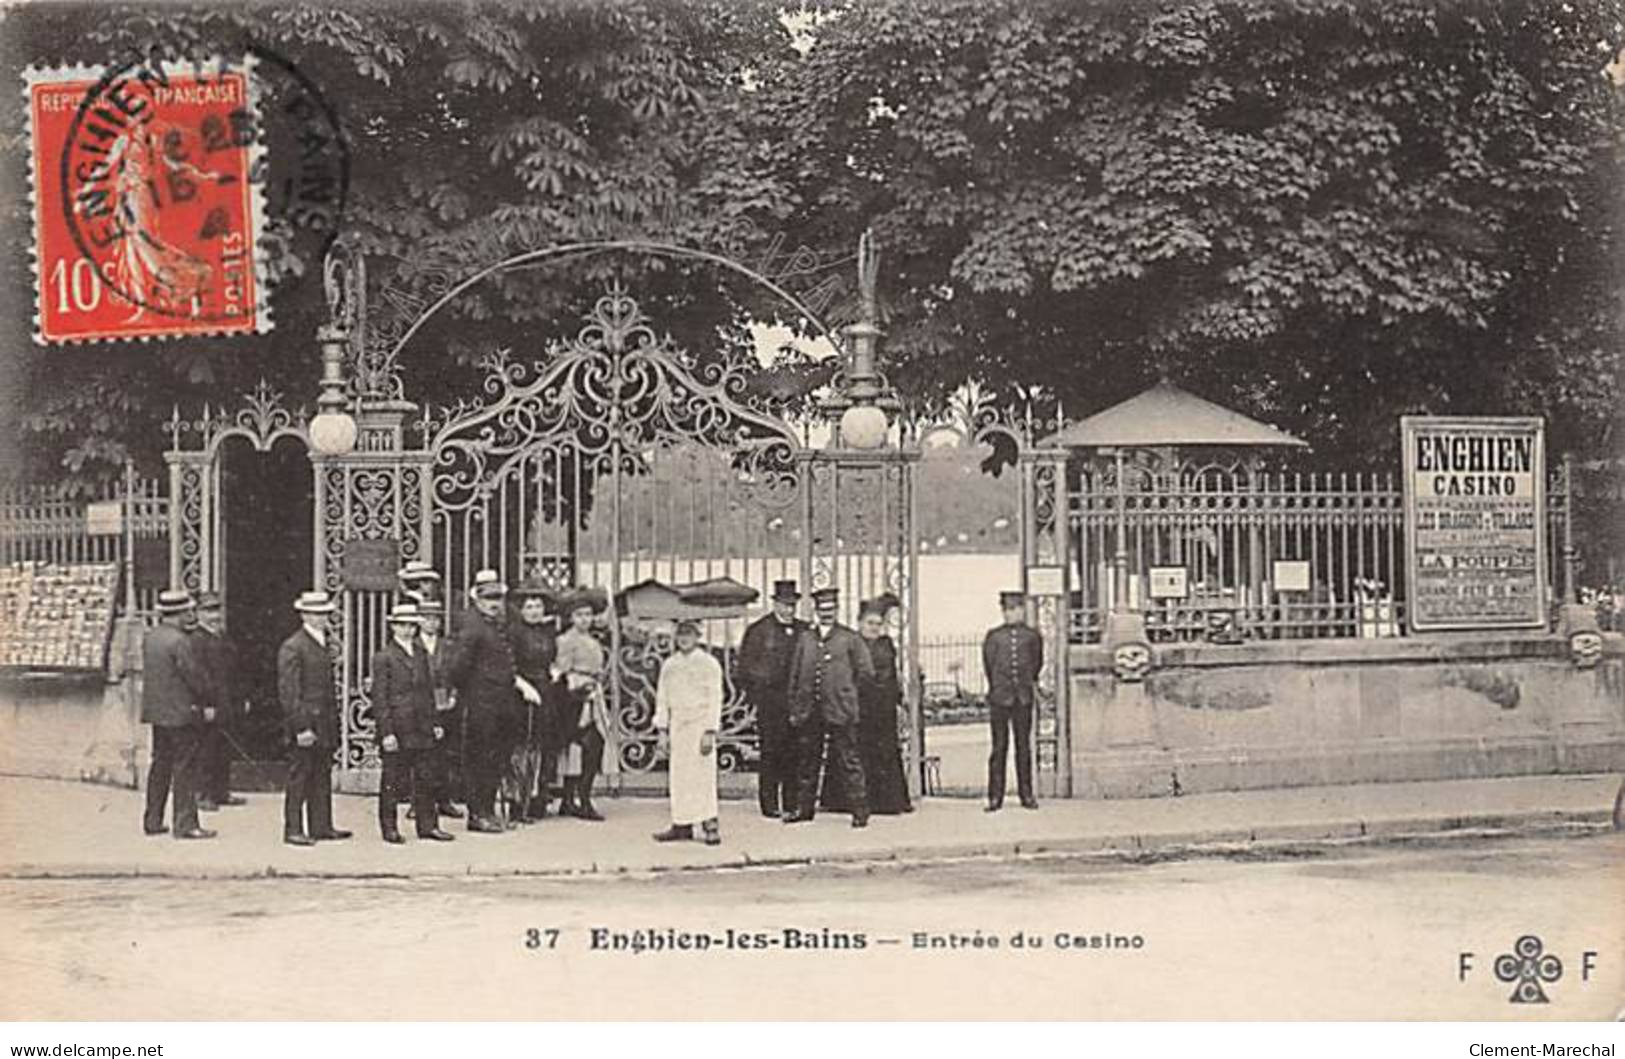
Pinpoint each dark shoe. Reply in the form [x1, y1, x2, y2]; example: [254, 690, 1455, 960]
[576, 801, 606, 823]
[198, 799, 220, 812]
[851, 815, 869, 829]
[144, 824, 168, 837]
[419, 828, 455, 842]
[313, 828, 353, 841]
[175, 827, 217, 840]
[382, 830, 406, 845]
[701, 819, 721, 846]
[652, 825, 694, 843]
[984, 802, 1003, 812]
[437, 803, 465, 820]
[784, 811, 814, 824]
[468, 816, 503, 834]
[219, 794, 248, 807]
[1020, 797, 1039, 810]
[284, 832, 316, 847]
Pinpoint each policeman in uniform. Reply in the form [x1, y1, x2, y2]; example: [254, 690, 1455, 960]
[443, 570, 539, 832]
[982, 590, 1043, 811]
[737, 579, 805, 818]
[786, 587, 875, 827]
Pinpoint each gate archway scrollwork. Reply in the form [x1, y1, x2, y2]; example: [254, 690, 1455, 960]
[420, 286, 810, 775]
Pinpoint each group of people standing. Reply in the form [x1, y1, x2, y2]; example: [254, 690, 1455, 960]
[739, 580, 913, 829]
[138, 565, 1046, 847]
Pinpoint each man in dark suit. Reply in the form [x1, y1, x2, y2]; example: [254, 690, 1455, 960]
[277, 590, 352, 846]
[191, 591, 246, 811]
[372, 603, 455, 844]
[983, 590, 1044, 811]
[141, 589, 215, 840]
[443, 569, 539, 832]
[786, 587, 876, 828]
[737, 579, 805, 818]
[414, 598, 463, 819]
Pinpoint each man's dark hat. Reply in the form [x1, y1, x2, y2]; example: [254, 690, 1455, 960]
[1000, 590, 1027, 607]
[811, 586, 839, 606]
[771, 579, 801, 603]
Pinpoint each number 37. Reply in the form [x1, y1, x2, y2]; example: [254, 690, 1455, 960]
[525, 928, 560, 950]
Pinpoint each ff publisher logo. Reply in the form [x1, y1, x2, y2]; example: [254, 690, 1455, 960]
[1460, 935, 1599, 1004]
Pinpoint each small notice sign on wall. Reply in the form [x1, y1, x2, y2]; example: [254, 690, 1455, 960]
[1272, 560, 1311, 593]
[1149, 566, 1189, 599]
[341, 539, 401, 593]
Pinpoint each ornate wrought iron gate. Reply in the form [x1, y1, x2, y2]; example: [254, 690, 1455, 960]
[315, 284, 917, 789]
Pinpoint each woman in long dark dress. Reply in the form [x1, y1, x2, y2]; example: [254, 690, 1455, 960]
[853, 599, 914, 814]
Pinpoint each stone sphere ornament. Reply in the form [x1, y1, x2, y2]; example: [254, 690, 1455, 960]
[840, 403, 889, 450]
[309, 409, 359, 456]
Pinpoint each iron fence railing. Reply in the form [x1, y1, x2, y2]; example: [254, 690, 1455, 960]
[0, 474, 170, 621]
[1068, 467, 1573, 643]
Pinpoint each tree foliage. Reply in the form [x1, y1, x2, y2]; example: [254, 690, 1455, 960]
[1, 0, 1621, 491]
[752, 0, 1625, 464]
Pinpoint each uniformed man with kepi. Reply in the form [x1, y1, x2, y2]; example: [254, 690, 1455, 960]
[737, 579, 805, 818]
[786, 587, 876, 827]
[141, 590, 215, 839]
[982, 590, 1044, 811]
[278, 590, 353, 846]
[443, 569, 540, 832]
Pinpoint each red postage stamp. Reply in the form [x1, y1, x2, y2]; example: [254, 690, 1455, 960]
[25, 59, 269, 344]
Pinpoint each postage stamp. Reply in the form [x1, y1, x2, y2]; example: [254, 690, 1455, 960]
[24, 49, 348, 346]
[25, 58, 267, 343]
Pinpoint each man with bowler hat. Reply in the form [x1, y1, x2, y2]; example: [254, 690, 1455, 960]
[983, 589, 1044, 811]
[737, 579, 805, 818]
[372, 602, 455, 844]
[191, 591, 246, 811]
[141, 589, 215, 839]
[278, 590, 352, 846]
[786, 586, 875, 827]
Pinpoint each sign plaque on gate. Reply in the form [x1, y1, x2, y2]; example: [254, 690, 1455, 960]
[340, 539, 402, 592]
[1401, 416, 1546, 632]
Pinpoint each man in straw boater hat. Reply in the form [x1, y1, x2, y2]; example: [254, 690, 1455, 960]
[140, 589, 216, 839]
[505, 577, 559, 825]
[652, 619, 725, 845]
[277, 590, 353, 846]
[553, 585, 614, 821]
[371, 602, 455, 844]
[396, 559, 444, 610]
[191, 590, 247, 812]
[786, 586, 876, 827]
[737, 579, 805, 819]
[443, 569, 540, 833]
[982, 589, 1044, 812]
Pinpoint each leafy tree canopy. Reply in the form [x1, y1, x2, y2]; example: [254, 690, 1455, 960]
[1, 0, 1621, 490]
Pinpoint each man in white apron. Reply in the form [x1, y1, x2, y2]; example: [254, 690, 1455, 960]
[652, 620, 723, 845]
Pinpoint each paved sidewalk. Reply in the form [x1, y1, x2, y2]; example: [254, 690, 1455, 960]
[0, 772, 1615, 879]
